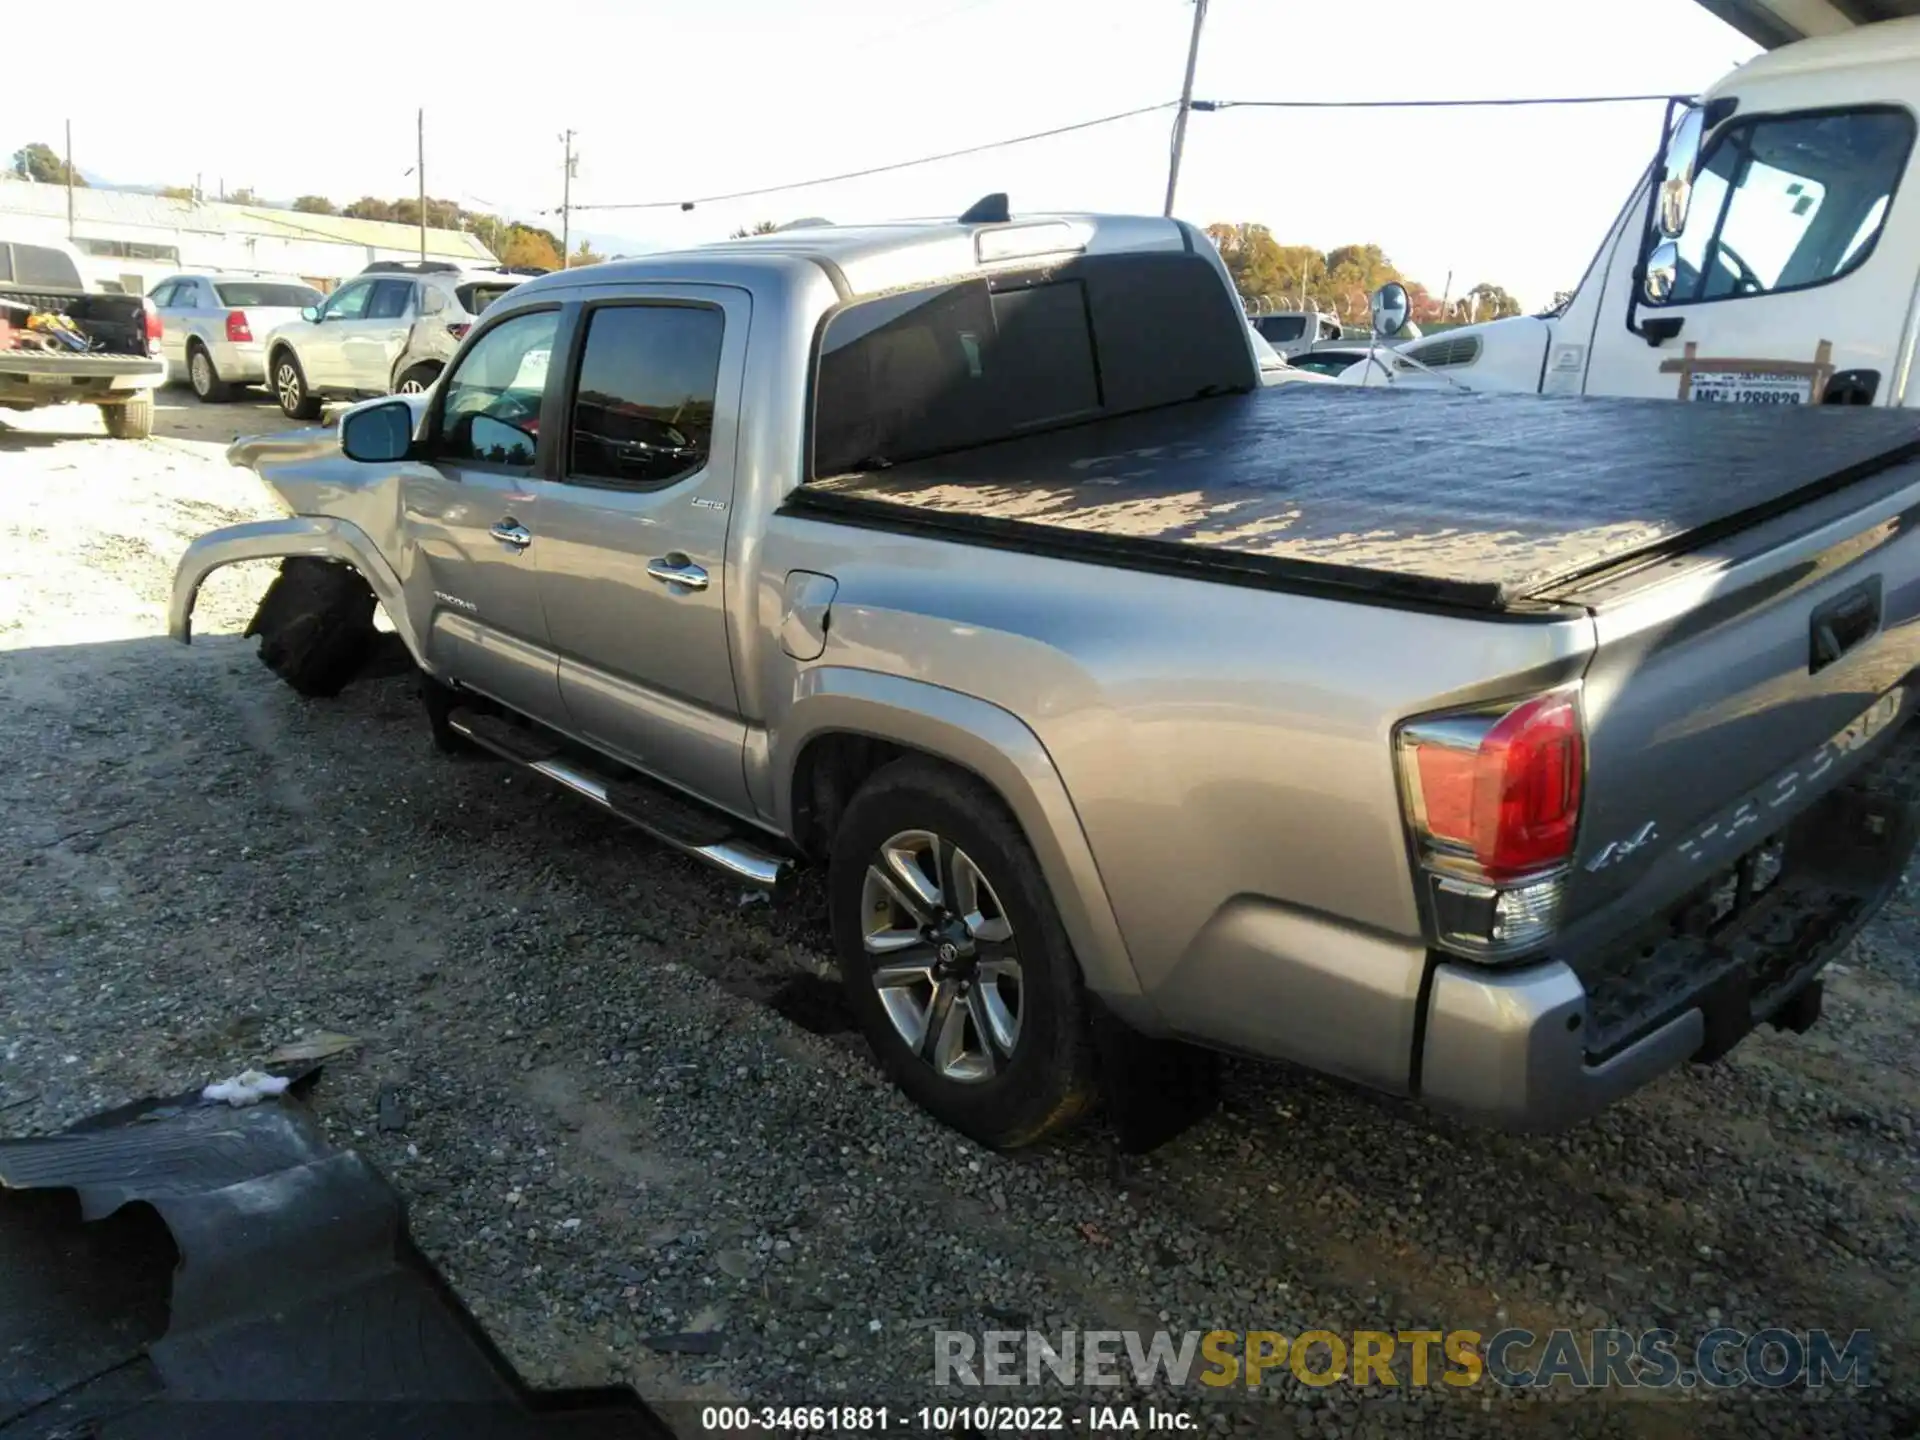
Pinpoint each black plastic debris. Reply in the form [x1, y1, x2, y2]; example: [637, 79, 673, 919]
[0, 1096, 676, 1440]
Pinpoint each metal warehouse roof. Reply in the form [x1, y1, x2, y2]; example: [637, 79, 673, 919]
[0, 179, 494, 261]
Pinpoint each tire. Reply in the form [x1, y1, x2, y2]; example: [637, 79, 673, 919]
[395, 363, 441, 396]
[271, 349, 322, 420]
[243, 557, 378, 698]
[829, 758, 1098, 1149]
[188, 343, 233, 403]
[100, 393, 154, 440]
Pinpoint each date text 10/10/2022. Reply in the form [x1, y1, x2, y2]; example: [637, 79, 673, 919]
[696, 1405, 1196, 1433]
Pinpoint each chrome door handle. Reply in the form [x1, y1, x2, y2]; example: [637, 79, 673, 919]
[490, 520, 532, 550]
[646, 555, 709, 591]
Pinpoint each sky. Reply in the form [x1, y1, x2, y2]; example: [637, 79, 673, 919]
[2, 0, 1759, 309]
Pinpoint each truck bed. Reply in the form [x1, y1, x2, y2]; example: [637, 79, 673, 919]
[793, 386, 1920, 610]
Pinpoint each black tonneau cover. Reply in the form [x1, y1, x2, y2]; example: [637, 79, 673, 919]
[793, 386, 1920, 610]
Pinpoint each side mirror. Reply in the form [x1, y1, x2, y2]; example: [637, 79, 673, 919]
[301, 305, 320, 323]
[1370, 281, 1411, 340]
[340, 399, 414, 463]
[1657, 107, 1706, 238]
[1644, 239, 1680, 304]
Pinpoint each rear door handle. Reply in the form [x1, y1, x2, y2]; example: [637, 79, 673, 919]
[647, 554, 709, 591]
[490, 519, 532, 550]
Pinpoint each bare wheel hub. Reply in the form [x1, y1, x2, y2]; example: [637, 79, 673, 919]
[859, 829, 1023, 1084]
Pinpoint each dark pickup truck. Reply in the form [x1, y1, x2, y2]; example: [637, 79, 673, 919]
[0, 237, 165, 438]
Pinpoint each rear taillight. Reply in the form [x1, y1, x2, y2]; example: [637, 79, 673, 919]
[1397, 688, 1585, 957]
[447, 322, 471, 340]
[225, 310, 253, 342]
[142, 297, 163, 351]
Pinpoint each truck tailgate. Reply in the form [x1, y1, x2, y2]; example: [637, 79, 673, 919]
[1547, 456, 1920, 1046]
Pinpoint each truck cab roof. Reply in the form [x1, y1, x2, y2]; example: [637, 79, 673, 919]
[1710, 11, 1920, 91]
[510, 213, 1201, 303]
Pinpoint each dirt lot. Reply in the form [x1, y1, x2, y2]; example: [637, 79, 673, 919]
[1, 388, 1916, 1437]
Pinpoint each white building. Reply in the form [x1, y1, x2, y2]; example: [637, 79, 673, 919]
[0, 179, 495, 294]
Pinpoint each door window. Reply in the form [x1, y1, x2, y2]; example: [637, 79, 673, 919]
[319, 281, 374, 322]
[436, 308, 559, 469]
[1663, 107, 1915, 305]
[149, 281, 179, 307]
[565, 304, 724, 489]
[368, 280, 414, 320]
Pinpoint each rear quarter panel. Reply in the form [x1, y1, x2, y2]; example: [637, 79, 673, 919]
[755, 515, 1596, 992]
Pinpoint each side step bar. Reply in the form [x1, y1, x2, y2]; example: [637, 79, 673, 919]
[447, 708, 794, 894]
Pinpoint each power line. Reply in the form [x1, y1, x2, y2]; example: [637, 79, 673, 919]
[1191, 93, 1682, 111]
[557, 102, 1176, 214]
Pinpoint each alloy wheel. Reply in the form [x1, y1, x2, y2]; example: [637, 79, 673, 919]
[276, 363, 300, 412]
[860, 829, 1023, 1083]
[190, 350, 214, 397]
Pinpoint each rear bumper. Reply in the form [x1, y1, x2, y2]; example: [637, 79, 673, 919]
[1418, 719, 1920, 1129]
[210, 340, 267, 383]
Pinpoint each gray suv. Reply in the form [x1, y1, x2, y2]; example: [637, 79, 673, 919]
[261, 260, 541, 419]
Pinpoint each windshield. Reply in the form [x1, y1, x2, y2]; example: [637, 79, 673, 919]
[456, 283, 518, 316]
[216, 281, 323, 308]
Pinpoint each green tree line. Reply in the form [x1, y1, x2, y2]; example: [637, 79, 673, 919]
[1206, 222, 1524, 327]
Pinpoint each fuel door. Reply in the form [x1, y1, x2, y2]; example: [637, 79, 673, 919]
[780, 570, 838, 661]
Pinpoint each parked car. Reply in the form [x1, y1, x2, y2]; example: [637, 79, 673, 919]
[0, 237, 165, 438]
[262, 261, 538, 420]
[1249, 308, 1344, 359]
[149, 272, 324, 403]
[172, 205, 1920, 1152]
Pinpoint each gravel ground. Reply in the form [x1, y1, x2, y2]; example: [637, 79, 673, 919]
[1, 392, 1916, 1438]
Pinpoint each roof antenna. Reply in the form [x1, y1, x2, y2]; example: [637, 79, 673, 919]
[959, 192, 1010, 224]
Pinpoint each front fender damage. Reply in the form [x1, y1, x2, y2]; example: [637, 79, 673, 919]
[169, 515, 423, 670]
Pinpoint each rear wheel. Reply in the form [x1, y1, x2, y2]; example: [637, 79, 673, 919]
[188, 343, 232, 403]
[395, 363, 441, 395]
[99, 393, 154, 440]
[272, 351, 322, 420]
[244, 558, 377, 697]
[829, 758, 1098, 1149]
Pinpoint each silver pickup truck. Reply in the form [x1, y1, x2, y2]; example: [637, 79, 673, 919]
[170, 205, 1920, 1149]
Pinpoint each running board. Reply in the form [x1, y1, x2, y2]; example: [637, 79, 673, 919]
[446, 708, 793, 894]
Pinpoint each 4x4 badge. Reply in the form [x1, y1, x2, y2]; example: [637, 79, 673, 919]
[1586, 821, 1658, 873]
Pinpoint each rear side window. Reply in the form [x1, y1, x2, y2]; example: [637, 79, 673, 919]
[1257, 315, 1306, 342]
[216, 281, 322, 308]
[566, 305, 724, 489]
[7, 243, 82, 289]
[811, 252, 1255, 478]
[1664, 107, 1916, 305]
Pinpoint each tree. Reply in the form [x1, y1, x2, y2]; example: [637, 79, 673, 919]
[570, 240, 606, 266]
[227, 187, 259, 205]
[159, 185, 196, 201]
[343, 196, 398, 221]
[12, 142, 84, 186]
[292, 195, 337, 214]
[729, 220, 781, 238]
[500, 228, 562, 271]
[1467, 282, 1522, 320]
[1547, 288, 1576, 315]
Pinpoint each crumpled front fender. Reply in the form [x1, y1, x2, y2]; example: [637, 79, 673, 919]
[169, 516, 422, 667]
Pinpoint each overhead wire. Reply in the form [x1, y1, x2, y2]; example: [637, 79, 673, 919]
[553, 91, 1686, 217]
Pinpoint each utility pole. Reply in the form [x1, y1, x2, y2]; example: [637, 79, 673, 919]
[64, 119, 75, 239]
[559, 130, 577, 269]
[1440, 268, 1453, 319]
[1163, 0, 1209, 217]
[417, 108, 428, 263]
